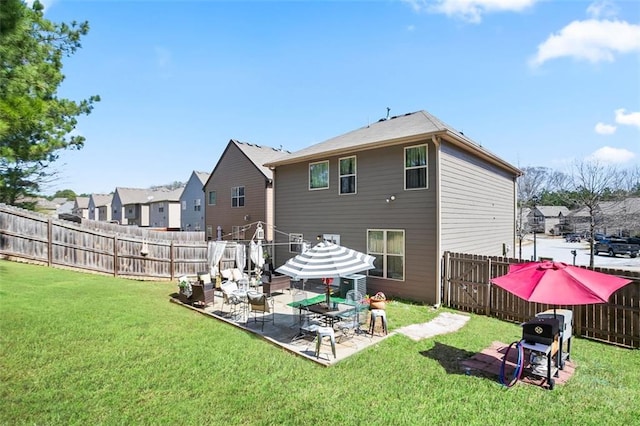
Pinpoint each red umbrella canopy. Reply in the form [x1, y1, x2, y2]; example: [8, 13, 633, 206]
[491, 261, 632, 305]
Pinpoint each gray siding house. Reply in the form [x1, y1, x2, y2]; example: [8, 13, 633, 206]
[529, 206, 570, 235]
[88, 194, 112, 221]
[203, 140, 290, 242]
[180, 171, 210, 231]
[112, 187, 162, 226]
[149, 188, 183, 230]
[72, 196, 90, 219]
[265, 110, 521, 305]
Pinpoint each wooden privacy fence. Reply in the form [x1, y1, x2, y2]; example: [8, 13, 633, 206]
[0, 204, 209, 280]
[443, 251, 640, 349]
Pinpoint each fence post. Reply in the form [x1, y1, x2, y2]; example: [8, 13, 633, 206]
[170, 241, 175, 281]
[47, 217, 53, 266]
[113, 235, 118, 277]
[485, 257, 491, 316]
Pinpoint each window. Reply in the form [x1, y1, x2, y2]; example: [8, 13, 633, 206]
[339, 156, 356, 195]
[232, 225, 245, 240]
[405, 145, 428, 189]
[289, 233, 304, 253]
[367, 229, 405, 280]
[232, 186, 245, 207]
[206, 225, 213, 239]
[158, 206, 164, 213]
[208, 191, 216, 205]
[309, 161, 329, 190]
[181, 200, 186, 211]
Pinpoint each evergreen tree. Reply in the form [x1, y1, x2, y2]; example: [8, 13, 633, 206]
[0, 0, 99, 207]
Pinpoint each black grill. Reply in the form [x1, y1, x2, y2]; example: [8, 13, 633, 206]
[522, 317, 560, 345]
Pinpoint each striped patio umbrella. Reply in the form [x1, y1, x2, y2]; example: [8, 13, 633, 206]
[275, 241, 375, 279]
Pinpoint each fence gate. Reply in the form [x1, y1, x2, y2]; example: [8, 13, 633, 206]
[442, 252, 492, 315]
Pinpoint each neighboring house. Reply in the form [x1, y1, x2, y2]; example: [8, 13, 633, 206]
[203, 140, 290, 242]
[149, 188, 184, 230]
[264, 110, 521, 305]
[597, 197, 640, 236]
[529, 206, 569, 235]
[88, 194, 113, 222]
[112, 187, 158, 226]
[72, 196, 90, 219]
[180, 171, 210, 231]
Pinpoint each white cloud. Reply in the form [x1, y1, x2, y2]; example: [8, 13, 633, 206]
[595, 122, 616, 135]
[587, 146, 636, 164]
[402, 0, 537, 24]
[615, 108, 640, 128]
[529, 19, 640, 67]
[586, 0, 618, 19]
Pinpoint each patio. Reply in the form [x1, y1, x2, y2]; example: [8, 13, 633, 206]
[170, 280, 392, 365]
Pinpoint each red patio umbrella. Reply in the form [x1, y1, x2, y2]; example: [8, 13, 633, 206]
[491, 260, 632, 305]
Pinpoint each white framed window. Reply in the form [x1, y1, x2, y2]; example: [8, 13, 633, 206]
[367, 229, 405, 281]
[404, 144, 428, 190]
[158, 206, 164, 213]
[289, 233, 304, 253]
[206, 225, 213, 239]
[181, 200, 186, 210]
[309, 160, 329, 190]
[208, 191, 216, 206]
[232, 186, 245, 207]
[339, 156, 356, 195]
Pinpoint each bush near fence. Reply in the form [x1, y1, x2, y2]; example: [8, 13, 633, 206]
[442, 251, 640, 349]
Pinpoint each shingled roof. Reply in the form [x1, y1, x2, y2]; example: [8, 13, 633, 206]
[264, 110, 520, 175]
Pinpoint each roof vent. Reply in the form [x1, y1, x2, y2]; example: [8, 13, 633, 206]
[385, 107, 391, 120]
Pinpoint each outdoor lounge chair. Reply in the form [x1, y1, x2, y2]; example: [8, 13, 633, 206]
[246, 290, 274, 331]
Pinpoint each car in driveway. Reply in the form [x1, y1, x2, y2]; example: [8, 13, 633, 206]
[564, 233, 581, 242]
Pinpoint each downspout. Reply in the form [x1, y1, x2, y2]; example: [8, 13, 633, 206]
[513, 176, 518, 259]
[432, 135, 442, 307]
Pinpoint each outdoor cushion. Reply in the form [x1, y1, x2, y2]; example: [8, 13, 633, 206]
[231, 268, 244, 282]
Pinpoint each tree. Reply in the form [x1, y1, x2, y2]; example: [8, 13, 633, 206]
[516, 167, 551, 259]
[0, 0, 99, 207]
[52, 189, 76, 200]
[561, 160, 622, 268]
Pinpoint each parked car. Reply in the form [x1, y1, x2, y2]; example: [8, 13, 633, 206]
[594, 238, 640, 258]
[564, 233, 581, 242]
[587, 233, 606, 243]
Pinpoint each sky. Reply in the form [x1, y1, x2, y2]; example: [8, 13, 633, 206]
[37, 0, 640, 195]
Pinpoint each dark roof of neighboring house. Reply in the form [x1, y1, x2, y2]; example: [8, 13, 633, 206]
[264, 110, 521, 176]
[232, 140, 291, 180]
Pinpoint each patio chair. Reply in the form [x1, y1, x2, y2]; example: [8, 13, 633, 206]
[246, 290, 275, 331]
[292, 305, 322, 343]
[334, 290, 365, 343]
[220, 280, 243, 321]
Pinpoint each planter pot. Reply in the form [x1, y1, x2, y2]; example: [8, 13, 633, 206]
[370, 300, 386, 310]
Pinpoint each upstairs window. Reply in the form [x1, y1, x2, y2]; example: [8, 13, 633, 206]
[405, 145, 428, 189]
[309, 161, 329, 190]
[289, 233, 304, 253]
[194, 198, 201, 212]
[181, 200, 186, 210]
[208, 191, 216, 206]
[339, 156, 356, 195]
[231, 186, 245, 207]
[232, 225, 245, 240]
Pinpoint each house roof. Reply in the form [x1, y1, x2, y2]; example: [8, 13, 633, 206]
[599, 197, 640, 215]
[115, 187, 170, 205]
[536, 206, 570, 217]
[149, 188, 184, 203]
[194, 171, 210, 185]
[264, 110, 521, 176]
[232, 140, 291, 180]
[74, 196, 89, 209]
[90, 194, 112, 207]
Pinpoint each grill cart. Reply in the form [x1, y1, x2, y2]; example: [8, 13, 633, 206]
[520, 317, 561, 389]
[535, 309, 573, 369]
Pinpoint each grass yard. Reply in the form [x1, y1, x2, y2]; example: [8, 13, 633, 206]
[1, 260, 639, 425]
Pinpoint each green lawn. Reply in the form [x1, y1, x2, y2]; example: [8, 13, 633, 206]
[1, 260, 639, 425]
